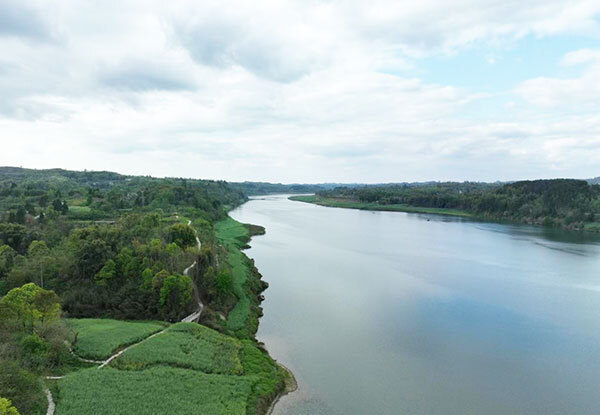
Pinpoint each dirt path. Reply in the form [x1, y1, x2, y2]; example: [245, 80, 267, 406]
[45, 387, 55, 415]
[98, 329, 166, 369]
[181, 220, 204, 323]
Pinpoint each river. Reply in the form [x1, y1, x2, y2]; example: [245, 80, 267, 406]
[230, 195, 600, 415]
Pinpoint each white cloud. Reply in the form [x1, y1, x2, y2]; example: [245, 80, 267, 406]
[0, 0, 599, 182]
[515, 48, 600, 108]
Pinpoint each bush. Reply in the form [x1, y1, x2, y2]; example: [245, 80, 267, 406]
[0, 362, 46, 415]
[167, 224, 196, 249]
[0, 398, 21, 415]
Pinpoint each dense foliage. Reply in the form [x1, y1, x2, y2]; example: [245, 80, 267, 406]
[230, 181, 342, 195]
[0, 167, 247, 320]
[0, 167, 288, 415]
[317, 179, 600, 230]
[0, 283, 76, 415]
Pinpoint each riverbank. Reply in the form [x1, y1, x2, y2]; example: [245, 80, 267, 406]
[290, 195, 600, 233]
[267, 363, 298, 415]
[289, 195, 473, 217]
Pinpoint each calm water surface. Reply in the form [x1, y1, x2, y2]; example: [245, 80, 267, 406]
[230, 195, 600, 415]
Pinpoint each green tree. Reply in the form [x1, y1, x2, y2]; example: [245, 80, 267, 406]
[152, 269, 170, 292]
[140, 267, 154, 290]
[95, 260, 116, 286]
[158, 274, 193, 321]
[165, 242, 182, 270]
[52, 199, 62, 212]
[38, 194, 48, 208]
[0, 398, 21, 415]
[215, 270, 233, 294]
[28, 241, 50, 288]
[0, 283, 61, 331]
[0, 245, 16, 277]
[15, 208, 26, 225]
[0, 362, 45, 415]
[167, 223, 196, 248]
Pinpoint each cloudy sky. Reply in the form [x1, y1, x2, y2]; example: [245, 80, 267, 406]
[1, 0, 599, 183]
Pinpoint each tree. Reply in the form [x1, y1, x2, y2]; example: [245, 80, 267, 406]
[0, 245, 16, 278]
[73, 239, 110, 279]
[28, 241, 50, 288]
[152, 269, 169, 292]
[95, 260, 116, 286]
[0, 398, 21, 415]
[167, 223, 196, 248]
[215, 270, 233, 294]
[140, 268, 153, 290]
[0, 224, 29, 253]
[15, 208, 26, 225]
[158, 274, 193, 321]
[0, 362, 45, 415]
[0, 283, 61, 332]
[165, 242, 181, 270]
[52, 199, 62, 212]
[38, 194, 48, 208]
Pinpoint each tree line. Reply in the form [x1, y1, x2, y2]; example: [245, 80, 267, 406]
[317, 179, 600, 229]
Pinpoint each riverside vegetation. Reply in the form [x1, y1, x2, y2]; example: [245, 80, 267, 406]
[0, 167, 290, 415]
[292, 179, 600, 231]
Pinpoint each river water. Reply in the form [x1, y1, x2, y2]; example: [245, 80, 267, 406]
[230, 195, 600, 415]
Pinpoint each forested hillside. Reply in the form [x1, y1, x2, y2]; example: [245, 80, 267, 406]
[230, 181, 342, 195]
[315, 179, 600, 230]
[0, 167, 289, 415]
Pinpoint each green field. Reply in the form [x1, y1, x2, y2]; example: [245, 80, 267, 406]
[68, 205, 92, 213]
[56, 320, 288, 415]
[113, 322, 243, 374]
[68, 319, 166, 360]
[289, 195, 473, 217]
[215, 217, 250, 248]
[55, 367, 254, 415]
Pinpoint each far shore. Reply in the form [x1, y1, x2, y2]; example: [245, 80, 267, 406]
[289, 194, 473, 217]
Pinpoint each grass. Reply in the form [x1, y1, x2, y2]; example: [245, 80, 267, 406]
[289, 194, 473, 217]
[54, 367, 254, 415]
[240, 340, 288, 415]
[112, 322, 243, 374]
[584, 222, 600, 232]
[68, 319, 166, 360]
[56, 320, 288, 415]
[215, 218, 255, 335]
[68, 205, 92, 213]
[215, 217, 250, 249]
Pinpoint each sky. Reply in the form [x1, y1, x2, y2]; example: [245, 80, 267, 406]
[1, 0, 599, 183]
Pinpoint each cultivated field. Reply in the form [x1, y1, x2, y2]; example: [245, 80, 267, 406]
[55, 367, 254, 415]
[113, 322, 243, 374]
[68, 319, 166, 360]
[56, 319, 288, 415]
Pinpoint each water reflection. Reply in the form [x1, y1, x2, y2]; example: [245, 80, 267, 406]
[231, 196, 600, 415]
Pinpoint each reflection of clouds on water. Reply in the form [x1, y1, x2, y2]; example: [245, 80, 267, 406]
[232, 194, 600, 415]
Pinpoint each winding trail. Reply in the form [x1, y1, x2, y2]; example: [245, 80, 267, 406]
[44, 219, 205, 415]
[181, 220, 204, 323]
[44, 387, 55, 415]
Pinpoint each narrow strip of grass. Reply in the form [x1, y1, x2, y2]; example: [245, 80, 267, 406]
[215, 218, 255, 335]
[289, 195, 472, 217]
[68, 319, 166, 360]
